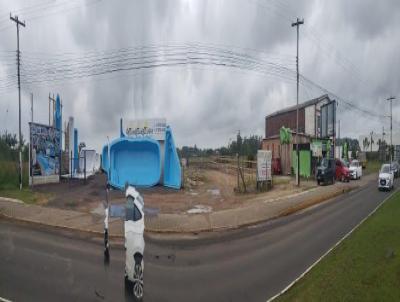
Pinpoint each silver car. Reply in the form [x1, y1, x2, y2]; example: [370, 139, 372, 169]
[378, 164, 394, 191]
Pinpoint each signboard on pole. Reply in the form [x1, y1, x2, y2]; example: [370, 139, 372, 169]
[29, 122, 61, 178]
[125, 118, 167, 141]
[311, 140, 323, 157]
[320, 100, 336, 139]
[257, 150, 272, 181]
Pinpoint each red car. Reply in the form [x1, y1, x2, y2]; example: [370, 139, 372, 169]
[335, 159, 350, 182]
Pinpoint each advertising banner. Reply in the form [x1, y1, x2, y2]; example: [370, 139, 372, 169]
[257, 150, 272, 181]
[30, 122, 61, 176]
[311, 140, 323, 157]
[125, 118, 167, 141]
[320, 100, 336, 139]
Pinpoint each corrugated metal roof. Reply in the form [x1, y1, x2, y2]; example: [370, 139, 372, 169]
[266, 94, 330, 119]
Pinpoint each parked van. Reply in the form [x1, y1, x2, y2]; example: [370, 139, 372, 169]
[317, 158, 335, 185]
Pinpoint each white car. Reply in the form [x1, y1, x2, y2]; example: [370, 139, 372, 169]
[378, 164, 394, 191]
[124, 187, 145, 301]
[349, 160, 362, 180]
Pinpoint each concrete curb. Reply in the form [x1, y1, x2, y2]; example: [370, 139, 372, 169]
[144, 185, 361, 234]
[1, 183, 362, 236]
[279, 187, 353, 217]
[0, 211, 123, 239]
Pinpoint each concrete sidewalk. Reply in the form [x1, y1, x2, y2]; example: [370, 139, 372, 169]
[0, 174, 376, 235]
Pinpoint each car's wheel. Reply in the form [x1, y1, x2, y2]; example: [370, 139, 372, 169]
[132, 262, 144, 301]
[317, 180, 320, 185]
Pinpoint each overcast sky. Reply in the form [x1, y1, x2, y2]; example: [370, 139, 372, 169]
[0, 0, 399, 151]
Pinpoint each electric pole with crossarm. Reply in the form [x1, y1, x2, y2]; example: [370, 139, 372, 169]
[10, 13, 26, 190]
[292, 17, 304, 186]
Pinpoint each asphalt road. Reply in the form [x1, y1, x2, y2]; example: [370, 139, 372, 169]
[0, 178, 397, 302]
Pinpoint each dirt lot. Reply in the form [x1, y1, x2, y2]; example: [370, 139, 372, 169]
[34, 166, 316, 214]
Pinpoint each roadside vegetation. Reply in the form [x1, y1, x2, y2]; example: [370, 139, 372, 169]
[0, 132, 50, 203]
[0, 132, 29, 189]
[178, 134, 262, 161]
[277, 192, 400, 302]
[365, 160, 382, 175]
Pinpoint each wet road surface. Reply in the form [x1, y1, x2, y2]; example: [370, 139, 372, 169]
[0, 179, 396, 302]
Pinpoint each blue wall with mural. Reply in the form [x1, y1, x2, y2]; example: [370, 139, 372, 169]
[30, 122, 61, 176]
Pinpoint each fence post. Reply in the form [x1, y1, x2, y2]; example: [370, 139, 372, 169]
[84, 150, 86, 184]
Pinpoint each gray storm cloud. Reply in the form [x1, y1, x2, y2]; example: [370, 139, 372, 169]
[0, 0, 399, 151]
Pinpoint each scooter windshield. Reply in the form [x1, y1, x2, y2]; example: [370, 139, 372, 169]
[126, 197, 142, 222]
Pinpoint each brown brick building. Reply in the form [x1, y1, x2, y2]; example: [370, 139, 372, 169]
[263, 94, 332, 175]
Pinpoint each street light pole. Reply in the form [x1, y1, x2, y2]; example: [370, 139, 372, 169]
[292, 17, 304, 186]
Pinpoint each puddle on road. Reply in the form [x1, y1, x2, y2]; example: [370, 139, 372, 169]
[92, 202, 160, 218]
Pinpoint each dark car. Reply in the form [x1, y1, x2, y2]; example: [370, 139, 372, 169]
[317, 158, 335, 185]
[390, 162, 399, 178]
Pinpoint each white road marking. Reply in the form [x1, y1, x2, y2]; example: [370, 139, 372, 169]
[267, 188, 398, 302]
[0, 296, 13, 302]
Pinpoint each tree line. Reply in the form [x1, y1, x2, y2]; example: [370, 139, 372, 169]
[178, 134, 263, 160]
[0, 132, 28, 161]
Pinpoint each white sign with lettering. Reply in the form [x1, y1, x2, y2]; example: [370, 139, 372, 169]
[125, 118, 167, 141]
[257, 150, 272, 181]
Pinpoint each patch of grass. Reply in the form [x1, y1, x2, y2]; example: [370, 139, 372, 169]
[0, 188, 52, 204]
[0, 160, 29, 190]
[276, 192, 400, 302]
[364, 160, 382, 175]
[273, 176, 292, 185]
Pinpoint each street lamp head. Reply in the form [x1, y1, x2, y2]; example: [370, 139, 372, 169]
[291, 18, 304, 27]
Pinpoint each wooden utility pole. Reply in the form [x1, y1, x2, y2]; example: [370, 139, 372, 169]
[292, 17, 304, 186]
[10, 13, 25, 190]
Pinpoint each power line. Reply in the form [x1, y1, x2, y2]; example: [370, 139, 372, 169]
[0, 41, 396, 129]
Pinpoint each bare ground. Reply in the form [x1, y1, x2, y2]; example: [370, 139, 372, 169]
[33, 167, 317, 214]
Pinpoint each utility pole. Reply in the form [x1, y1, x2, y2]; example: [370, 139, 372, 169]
[382, 126, 385, 143]
[30, 93, 33, 122]
[237, 130, 241, 192]
[292, 17, 304, 186]
[49, 93, 56, 126]
[370, 131, 374, 153]
[10, 13, 26, 191]
[49, 93, 51, 125]
[387, 96, 396, 163]
[52, 93, 55, 126]
[30, 93, 33, 187]
[338, 120, 340, 140]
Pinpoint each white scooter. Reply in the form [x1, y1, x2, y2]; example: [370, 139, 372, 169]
[104, 185, 145, 301]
